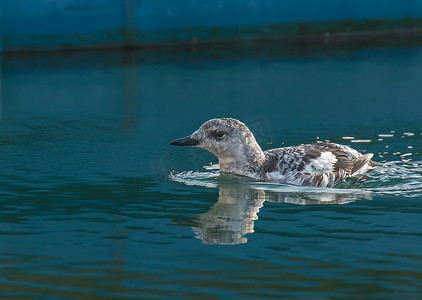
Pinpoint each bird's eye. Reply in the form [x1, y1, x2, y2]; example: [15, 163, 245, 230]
[215, 130, 225, 138]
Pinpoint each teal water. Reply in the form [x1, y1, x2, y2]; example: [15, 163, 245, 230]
[1, 42, 422, 299]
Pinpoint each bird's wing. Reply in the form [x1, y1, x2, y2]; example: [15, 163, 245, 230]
[264, 143, 372, 187]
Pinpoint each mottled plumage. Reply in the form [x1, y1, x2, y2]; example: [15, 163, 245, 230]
[170, 118, 376, 187]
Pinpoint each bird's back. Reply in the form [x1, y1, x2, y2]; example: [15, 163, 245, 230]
[260, 142, 375, 187]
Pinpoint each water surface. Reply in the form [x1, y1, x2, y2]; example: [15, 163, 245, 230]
[1, 42, 422, 299]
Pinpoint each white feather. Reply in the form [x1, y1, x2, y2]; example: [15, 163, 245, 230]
[302, 151, 337, 174]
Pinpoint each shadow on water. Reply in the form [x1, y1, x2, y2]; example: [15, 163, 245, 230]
[4, 35, 422, 71]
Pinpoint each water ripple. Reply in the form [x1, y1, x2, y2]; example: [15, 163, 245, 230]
[169, 157, 422, 201]
[364, 160, 422, 198]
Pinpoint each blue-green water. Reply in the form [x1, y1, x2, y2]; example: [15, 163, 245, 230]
[1, 43, 422, 299]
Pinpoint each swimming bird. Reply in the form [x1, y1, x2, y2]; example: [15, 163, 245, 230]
[170, 118, 376, 187]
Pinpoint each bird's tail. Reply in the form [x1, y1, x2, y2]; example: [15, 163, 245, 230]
[351, 153, 375, 176]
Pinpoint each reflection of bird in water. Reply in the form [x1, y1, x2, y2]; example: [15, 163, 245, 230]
[193, 185, 265, 245]
[171, 118, 376, 187]
[191, 182, 371, 245]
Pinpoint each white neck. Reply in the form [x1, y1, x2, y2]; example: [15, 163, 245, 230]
[218, 145, 265, 177]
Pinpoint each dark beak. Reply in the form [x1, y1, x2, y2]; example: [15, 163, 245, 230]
[170, 136, 199, 146]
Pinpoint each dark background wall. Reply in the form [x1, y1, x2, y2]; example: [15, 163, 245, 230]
[2, 0, 422, 52]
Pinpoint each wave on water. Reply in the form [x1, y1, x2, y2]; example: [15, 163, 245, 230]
[169, 158, 422, 203]
[363, 159, 422, 198]
[169, 170, 220, 189]
[169, 170, 371, 205]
